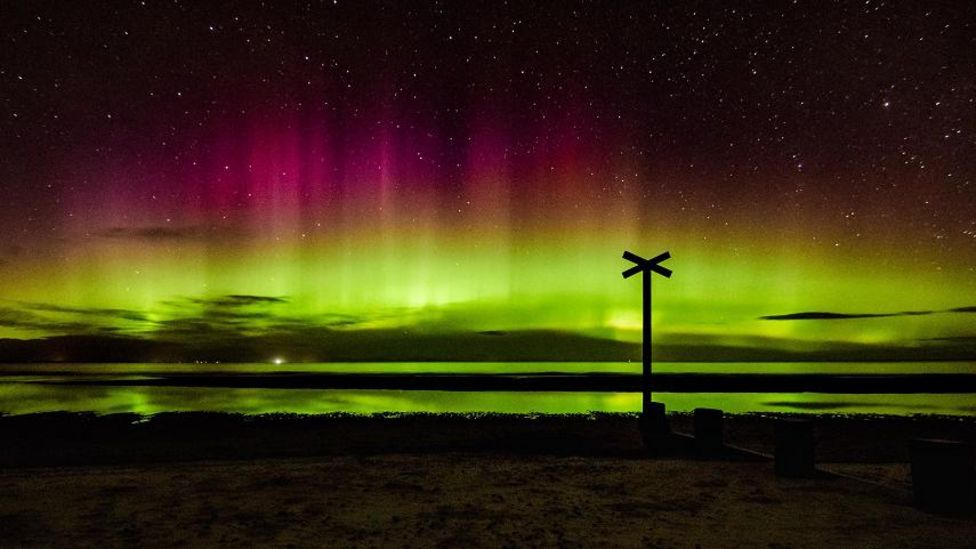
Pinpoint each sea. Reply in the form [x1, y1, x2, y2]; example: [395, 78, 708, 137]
[1, 362, 975, 416]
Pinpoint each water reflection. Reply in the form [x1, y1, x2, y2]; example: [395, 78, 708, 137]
[0, 362, 974, 416]
[0, 383, 974, 416]
[2, 361, 975, 376]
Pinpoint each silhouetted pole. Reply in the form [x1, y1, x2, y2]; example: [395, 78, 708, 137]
[642, 268, 651, 409]
[622, 250, 672, 417]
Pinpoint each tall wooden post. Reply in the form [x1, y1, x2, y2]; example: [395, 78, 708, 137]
[622, 250, 672, 421]
[642, 267, 652, 414]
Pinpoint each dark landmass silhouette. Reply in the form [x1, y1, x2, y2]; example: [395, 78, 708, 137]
[0, 329, 974, 362]
[38, 371, 976, 393]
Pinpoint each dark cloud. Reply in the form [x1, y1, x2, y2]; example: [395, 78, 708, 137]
[761, 306, 976, 321]
[95, 226, 200, 241]
[146, 294, 365, 340]
[0, 297, 282, 336]
[762, 400, 939, 411]
[164, 294, 289, 309]
[21, 302, 148, 322]
[151, 295, 286, 337]
[0, 306, 98, 333]
[0, 307, 43, 325]
[761, 401, 865, 410]
[759, 311, 914, 320]
[0, 301, 151, 337]
[152, 311, 363, 336]
[201, 295, 289, 306]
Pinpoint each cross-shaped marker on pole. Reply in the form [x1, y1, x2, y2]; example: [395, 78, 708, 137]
[622, 250, 672, 419]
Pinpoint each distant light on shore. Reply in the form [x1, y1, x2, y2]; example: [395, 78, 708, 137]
[272, 357, 286, 365]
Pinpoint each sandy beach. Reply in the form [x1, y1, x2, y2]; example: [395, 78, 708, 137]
[1, 412, 975, 547]
[3, 454, 975, 548]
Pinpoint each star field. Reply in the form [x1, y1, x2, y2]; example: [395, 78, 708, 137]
[0, 1, 973, 349]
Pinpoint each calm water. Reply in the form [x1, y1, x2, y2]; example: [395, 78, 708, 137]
[1, 362, 974, 416]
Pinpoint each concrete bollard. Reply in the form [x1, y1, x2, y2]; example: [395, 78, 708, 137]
[774, 419, 815, 477]
[694, 408, 724, 451]
[910, 438, 975, 514]
[639, 402, 670, 446]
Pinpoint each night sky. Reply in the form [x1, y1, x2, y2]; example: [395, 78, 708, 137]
[0, 1, 974, 361]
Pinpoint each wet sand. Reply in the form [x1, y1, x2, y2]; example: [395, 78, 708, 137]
[1, 412, 975, 547]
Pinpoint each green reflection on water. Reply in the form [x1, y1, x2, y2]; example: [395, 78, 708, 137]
[2, 361, 975, 375]
[1, 362, 975, 416]
[1, 383, 975, 416]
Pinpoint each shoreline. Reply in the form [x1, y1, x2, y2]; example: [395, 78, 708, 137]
[4, 411, 976, 467]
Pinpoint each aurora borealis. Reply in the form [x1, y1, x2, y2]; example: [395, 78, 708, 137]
[0, 1, 974, 361]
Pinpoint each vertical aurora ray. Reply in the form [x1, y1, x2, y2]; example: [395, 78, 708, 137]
[4, 96, 975, 349]
[0, 1, 973, 358]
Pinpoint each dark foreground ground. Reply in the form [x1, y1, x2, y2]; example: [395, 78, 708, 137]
[1, 412, 976, 547]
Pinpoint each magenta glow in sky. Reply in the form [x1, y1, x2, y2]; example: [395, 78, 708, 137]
[0, 1, 974, 361]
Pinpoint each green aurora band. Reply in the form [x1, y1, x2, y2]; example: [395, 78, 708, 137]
[1, 1, 974, 362]
[2, 216, 975, 359]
